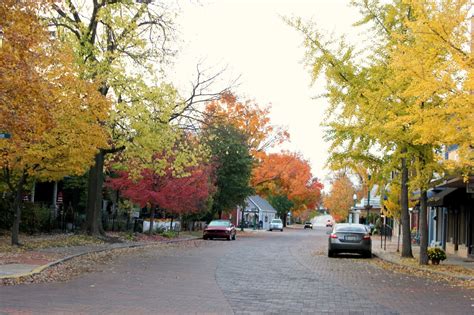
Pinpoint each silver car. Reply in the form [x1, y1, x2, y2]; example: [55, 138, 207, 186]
[269, 218, 283, 231]
[328, 223, 372, 258]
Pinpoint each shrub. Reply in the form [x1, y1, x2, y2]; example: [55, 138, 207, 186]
[427, 247, 447, 262]
[161, 230, 177, 238]
[21, 203, 51, 234]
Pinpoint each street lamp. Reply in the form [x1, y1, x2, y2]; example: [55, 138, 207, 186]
[353, 193, 357, 209]
[366, 174, 372, 224]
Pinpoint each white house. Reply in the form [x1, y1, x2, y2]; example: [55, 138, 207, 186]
[236, 195, 277, 230]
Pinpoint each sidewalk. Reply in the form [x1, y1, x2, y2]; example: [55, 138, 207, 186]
[372, 235, 474, 281]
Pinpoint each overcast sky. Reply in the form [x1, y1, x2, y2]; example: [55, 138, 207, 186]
[170, 0, 364, 188]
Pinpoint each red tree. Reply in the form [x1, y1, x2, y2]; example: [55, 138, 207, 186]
[108, 163, 215, 233]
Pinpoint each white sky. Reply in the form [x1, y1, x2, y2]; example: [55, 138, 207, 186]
[170, 0, 364, 188]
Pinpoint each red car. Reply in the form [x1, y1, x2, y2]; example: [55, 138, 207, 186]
[203, 220, 236, 240]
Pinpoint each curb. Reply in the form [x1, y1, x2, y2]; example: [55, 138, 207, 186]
[372, 252, 474, 281]
[0, 236, 200, 281]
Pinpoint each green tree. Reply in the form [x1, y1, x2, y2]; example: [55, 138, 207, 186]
[268, 195, 294, 227]
[204, 124, 254, 219]
[49, 1, 225, 236]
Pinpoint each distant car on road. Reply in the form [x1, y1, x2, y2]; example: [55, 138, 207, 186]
[269, 218, 283, 231]
[326, 220, 333, 227]
[304, 222, 313, 229]
[328, 223, 372, 258]
[203, 220, 236, 240]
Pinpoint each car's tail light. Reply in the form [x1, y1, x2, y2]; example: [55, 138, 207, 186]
[329, 233, 338, 239]
[363, 234, 371, 240]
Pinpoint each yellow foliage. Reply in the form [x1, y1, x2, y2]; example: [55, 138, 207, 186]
[0, 0, 110, 183]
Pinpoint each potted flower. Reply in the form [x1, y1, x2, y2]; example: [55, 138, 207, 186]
[427, 247, 447, 265]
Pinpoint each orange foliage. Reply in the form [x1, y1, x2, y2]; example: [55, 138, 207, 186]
[0, 0, 110, 180]
[324, 174, 355, 222]
[252, 152, 323, 216]
[205, 92, 289, 158]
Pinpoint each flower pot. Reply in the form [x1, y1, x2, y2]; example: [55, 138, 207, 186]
[431, 258, 440, 265]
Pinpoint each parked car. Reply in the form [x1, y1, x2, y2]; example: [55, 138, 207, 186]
[203, 220, 236, 240]
[328, 223, 372, 258]
[326, 219, 333, 227]
[269, 218, 283, 231]
[304, 222, 313, 229]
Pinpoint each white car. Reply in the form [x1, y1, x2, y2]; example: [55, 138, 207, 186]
[269, 219, 283, 231]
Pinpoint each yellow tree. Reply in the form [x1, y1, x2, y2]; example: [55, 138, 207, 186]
[381, 0, 474, 264]
[288, 0, 471, 262]
[390, 0, 474, 175]
[0, 0, 109, 245]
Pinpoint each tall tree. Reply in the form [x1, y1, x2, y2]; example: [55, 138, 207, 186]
[204, 124, 254, 219]
[386, 0, 474, 264]
[0, 0, 109, 245]
[290, 0, 473, 263]
[49, 1, 226, 235]
[204, 92, 289, 158]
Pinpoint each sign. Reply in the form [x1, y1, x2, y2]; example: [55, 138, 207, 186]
[132, 211, 140, 218]
[0, 133, 11, 139]
[467, 183, 474, 194]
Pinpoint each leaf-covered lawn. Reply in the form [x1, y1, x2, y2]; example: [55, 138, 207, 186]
[371, 257, 474, 289]
[0, 233, 104, 253]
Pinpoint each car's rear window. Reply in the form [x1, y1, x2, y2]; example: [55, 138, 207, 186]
[335, 225, 366, 233]
[271, 219, 282, 223]
[208, 220, 230, 227]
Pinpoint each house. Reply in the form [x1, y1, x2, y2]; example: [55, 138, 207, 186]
[232, 195, 277, 230]
[427, 176, 474, 258]
[354, 185, 382, 224]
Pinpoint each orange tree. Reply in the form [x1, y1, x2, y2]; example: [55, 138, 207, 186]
[252, 152, 323, 225]
[0, 0, 109, 245]
[323, 173, 355, 222]
[204, 92, 289, 159]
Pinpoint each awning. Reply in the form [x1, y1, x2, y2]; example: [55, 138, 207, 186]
[427, 188, 457, 207]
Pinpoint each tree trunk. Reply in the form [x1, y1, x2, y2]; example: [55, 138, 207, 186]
[400, 153, 413, 258]
[397, 219, 401, 252]
[218, 210, 222, 219]
[11, 172, 27, 246]
[86, 150, 105, 236]
[419, 189, 429, 265]
[149, 206, 155, 235]
[169, 216, 174, 231]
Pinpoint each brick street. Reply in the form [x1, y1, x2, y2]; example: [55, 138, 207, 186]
[0, 228, 472, 314]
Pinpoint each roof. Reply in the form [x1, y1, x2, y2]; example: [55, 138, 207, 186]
[355, 186, 382, 209]
[427, 188, 458, 207]
[245, 195, 276, 213]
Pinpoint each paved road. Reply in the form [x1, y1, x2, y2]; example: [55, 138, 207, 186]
[1, 228, 473, 314]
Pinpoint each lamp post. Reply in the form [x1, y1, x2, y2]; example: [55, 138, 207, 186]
[366, 174, 372, 224]
[351, 193, 357, 223]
